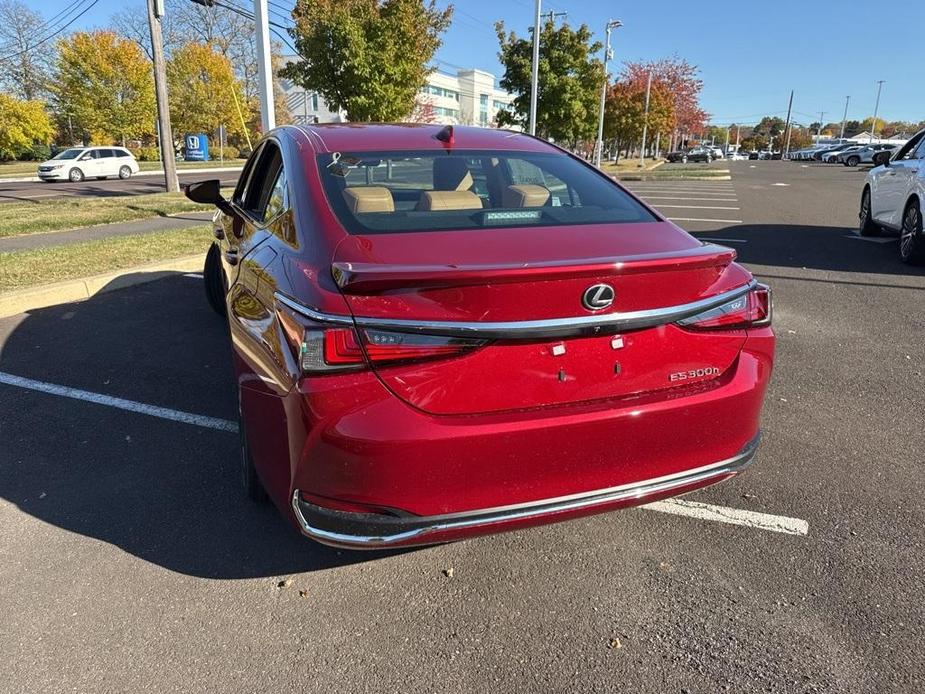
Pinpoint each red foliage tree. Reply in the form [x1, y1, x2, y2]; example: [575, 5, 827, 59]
[622, 56, 707, 147]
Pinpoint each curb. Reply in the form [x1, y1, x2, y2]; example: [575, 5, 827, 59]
[0, 254, 203, 319]
[0, 166, 243, 184]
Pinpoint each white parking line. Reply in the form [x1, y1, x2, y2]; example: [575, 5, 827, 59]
[668, 217, 744, 224]
[640, 196, 739, 202]
[183, 273, 204, 278]
[0, 371, 238, 432]
[629, 190, 737, 196]
[642, 499, 809, 536]
[651, 205, 741, 210]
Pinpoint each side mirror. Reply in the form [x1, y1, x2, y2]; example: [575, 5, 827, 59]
[184, 179, 235, 215]
[872, 151, 891, 167]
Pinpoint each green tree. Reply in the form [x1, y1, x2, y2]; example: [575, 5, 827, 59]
[53, 31, 155, 145]
[168, 42, 246, 138]
[753, 116, 786, 136]
[0, 93, 54, 159]
[283, 0, 452, 122]
[495, 19, 604, 144]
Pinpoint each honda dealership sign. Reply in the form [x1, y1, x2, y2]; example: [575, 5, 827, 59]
[184, 134, 209, 161]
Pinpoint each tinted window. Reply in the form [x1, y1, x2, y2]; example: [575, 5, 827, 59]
[263, 165, 288, 223]
[99, 149, 115, 159]
[52, 148, 84, 160]
[237, 142, 284, 222]
[232, 143, 266, 207]
[318, 149, 657, 235]
[116, 148, 132, 158]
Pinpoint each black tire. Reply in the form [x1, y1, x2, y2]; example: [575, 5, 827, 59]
[846, 156, 860, 167]
[203, 243, 227, 317]
[238, 401, 268, 503]
[68, 167, 84, 182]
[118, 165, 131, 179]
[859, 187, 881, 237]
[899, 199, 925, 265]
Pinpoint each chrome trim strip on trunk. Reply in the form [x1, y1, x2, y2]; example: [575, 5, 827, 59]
[291, 434, 761, 549]
[274, 280, 756, 339]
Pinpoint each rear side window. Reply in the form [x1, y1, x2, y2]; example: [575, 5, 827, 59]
[235, 141, 286, 223]
[318, 149, 657, 234]
[116, 148, 132, 158]
[100, 149, 115, 159]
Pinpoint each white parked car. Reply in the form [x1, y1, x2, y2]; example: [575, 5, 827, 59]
[860, 128, 925, 264]
[726, 151, 748, 161]
[838, 143, 897, 167]
[37, 146, 140, 183]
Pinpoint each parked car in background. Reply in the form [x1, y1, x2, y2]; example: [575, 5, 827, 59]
[838, 143, 896, 167]
[707, 146, 725, 159]
[860, 128, 925, 264]
[726, 151, 748, 161]
[686, 148, 715, 162]
[813, 143, 856, 161]
[185, 123, 775, 548]
[37, 146, 140, 182]
[822, 146, 863, 163]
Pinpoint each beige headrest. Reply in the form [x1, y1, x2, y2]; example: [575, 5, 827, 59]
[418, 190, 483, 211]
[503, 184, 550, 208]
[342, 187, 394, 214]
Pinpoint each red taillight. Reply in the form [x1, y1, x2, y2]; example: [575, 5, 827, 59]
[323, 327, 484, 368]
[678, 285, 772, 331]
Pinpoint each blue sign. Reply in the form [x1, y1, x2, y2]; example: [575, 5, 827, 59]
[184, 134, 209, 161]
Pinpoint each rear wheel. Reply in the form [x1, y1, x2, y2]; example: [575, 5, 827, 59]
[203, 243, 227, 317]
[847, 156, 860, 167]
[899, 200, 925, 265]
[118, 165, 131, 179]
[68, 167, 83, 182]
[859, 187, 880, 237]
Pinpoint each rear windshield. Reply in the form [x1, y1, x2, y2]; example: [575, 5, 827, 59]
[318, 149, 658, 234]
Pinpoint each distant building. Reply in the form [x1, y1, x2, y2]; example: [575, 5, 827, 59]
[278, 62, 515, 128]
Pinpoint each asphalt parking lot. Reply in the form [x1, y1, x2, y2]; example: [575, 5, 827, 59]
[1, 161, 923, 693]
[0, 171, 239, 203]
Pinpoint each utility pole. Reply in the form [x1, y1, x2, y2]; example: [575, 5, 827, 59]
[839, 95, 850, 140]
[870, 80, 884, 143]
[638, 71, 652, 167]
[147, 0, 178, 192]
[816, 111, 826, 139]
[529, 0, 541, 136]
[724, 126, 730, 154]
[544, 9, 567, 24]
[782, 89, 794, 156]
[593, 19, 622, 167]
[253, 0, 275, 132]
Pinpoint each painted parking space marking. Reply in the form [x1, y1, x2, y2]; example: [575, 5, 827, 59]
[668, 217, 744, 224]
[2, 369, 806, 536]
[183, 273, 204, 278]
[650, 205, 741, 210]
[0, 371, 237, 432]
[642, 498, 809, 536]
[639, 196, 739, 202]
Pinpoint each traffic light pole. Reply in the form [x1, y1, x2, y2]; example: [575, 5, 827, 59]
[147, 0, 178, 192]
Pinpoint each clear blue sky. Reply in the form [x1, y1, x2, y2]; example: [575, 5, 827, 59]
[71, 0, 925, 126]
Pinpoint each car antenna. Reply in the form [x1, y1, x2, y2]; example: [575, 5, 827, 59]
[435, 125, 454, 146]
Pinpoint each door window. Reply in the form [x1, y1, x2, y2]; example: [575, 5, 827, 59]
[910, 138, 925, 160]
[232, 142, 266, 207]
[237, 141, 286, 224]
[894, 133, 924, 161]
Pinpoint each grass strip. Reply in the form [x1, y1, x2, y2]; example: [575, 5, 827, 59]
[0, 225, 211, 291]
[0, 192, 211, 238]
[0, 159, 244, 177]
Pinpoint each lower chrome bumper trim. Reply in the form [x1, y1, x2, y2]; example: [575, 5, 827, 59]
[291, 434, 761, 548]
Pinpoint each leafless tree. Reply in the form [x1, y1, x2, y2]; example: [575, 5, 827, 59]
[0, 0, 54, 100]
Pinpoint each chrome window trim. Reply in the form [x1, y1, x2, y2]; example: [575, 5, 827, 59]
[274, 280, 757, 339]
[292, 434, 761, 548]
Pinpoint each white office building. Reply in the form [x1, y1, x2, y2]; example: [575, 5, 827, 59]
[279, 62, 515, 128]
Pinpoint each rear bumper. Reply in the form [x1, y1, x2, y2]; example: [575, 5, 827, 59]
[292, 434, 760, 549]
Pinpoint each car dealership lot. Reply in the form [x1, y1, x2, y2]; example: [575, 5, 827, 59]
[1, 162, 923, 692]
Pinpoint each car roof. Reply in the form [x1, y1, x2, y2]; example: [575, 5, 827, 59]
[285, 123, 557, 154]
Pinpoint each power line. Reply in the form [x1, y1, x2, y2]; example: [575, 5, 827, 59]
[0, 0, 86, 53]
[0, 0, 99, 63]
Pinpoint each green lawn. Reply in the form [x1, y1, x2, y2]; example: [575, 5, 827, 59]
[599, 158, 663, 174]
[0, 192, 212, 238]
[0, 159, 244, 177]
[0, 225, 212, 291]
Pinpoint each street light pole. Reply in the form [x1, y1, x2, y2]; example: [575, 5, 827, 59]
[594, 19, 621, 167]
[839, 95, 850, 140]
[529, 0, 541, 136]
[870, 80, 884, 143]
[638, 71, 651, 167]
[253, 0, 275, 133]
[146, 0, 178, 192]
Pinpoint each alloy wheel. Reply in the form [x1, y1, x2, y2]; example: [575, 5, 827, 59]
[69, 168, 83, 182]
[900, 202, 924, 264]
[118, 166, 131, 179]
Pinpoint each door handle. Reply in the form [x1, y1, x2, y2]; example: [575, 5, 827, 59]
[223, 249, 239, 266]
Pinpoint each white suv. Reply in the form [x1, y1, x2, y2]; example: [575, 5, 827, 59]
[37, 146, 141, 183]
[859, 128, 925, 264]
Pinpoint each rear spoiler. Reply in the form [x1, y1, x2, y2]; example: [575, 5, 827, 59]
[332, 244, 736, 294]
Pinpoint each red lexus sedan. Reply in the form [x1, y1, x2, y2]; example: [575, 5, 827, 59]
[185, 124, 775, 549]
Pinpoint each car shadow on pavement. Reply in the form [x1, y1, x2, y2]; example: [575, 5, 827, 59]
[0, 273, 405, 579]
[698, 224, 925, 281]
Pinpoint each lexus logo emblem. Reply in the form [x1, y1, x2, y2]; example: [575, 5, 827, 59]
[582, 283, 615, 311]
